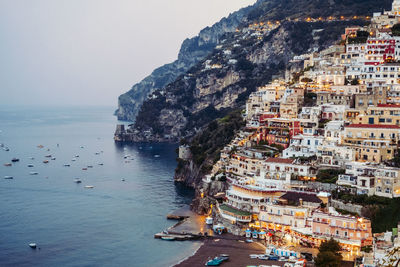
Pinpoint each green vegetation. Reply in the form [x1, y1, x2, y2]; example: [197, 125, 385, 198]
[347, 30, 369, 44]
[315, 238, 343, 267]
[189, 109, 245, 172]
[317, 169, 345, 183]
[318, 119, 330, 129]
[332, 192, 400, 233]
[392, 23, 400, 36]
[304, 92, 317, 107]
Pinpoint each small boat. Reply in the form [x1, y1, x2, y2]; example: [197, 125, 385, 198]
[121, 178, 125, 181]
[4, 147, 9, 151]
[45, 155, 52, 158]
[161, 236, 175, 241]
[205, 216, 213, 225]
[11, 158, 19, 162]
[75, 155, 79, 158]
[95, 152, 100, 155]
[205, 255, 228, 266]
[29, 157, 35, 160]
[51, 158, 56, 160]
[245, 239, 254, 243]
[4, 163, 12, 166]
[29, 243, 37, 249]
[71, 159, 76, 161]
[37, 145, 44, 148]
[64, 164, 70, 167]
[98, 163, 104, 166]
[4, 176, 13, 179]
[87, 165, 93, 168]
[28, 164, 34, 168]
[84, 185, 94, 189]
[74, 178, 82, 184]
[43, 160, 49, 164]
[82, 168, 87, 170]
[80, 146, 84, 148]
[154, 155, 160, 158]
[30, 172, 39, 175]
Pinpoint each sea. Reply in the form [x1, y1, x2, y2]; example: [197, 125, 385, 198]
[0, 106, 201, 267]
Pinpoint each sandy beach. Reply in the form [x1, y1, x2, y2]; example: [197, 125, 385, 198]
[174, 234, 286, 267]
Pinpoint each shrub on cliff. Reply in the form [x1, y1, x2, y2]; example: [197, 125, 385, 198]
[189, 109, 245, 173]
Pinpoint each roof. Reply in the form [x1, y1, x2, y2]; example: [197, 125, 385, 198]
[377, 104, 400, 108]
[219, 204, 252, 216]
[266, 158, 295, 164]
[280, 192, 322, 204]
[346, 124, 400, 129]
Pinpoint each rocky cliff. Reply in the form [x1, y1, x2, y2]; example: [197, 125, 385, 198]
[115, 4, 258, 121]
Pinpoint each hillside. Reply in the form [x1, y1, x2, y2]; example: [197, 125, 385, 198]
[115, 0, 392, 122]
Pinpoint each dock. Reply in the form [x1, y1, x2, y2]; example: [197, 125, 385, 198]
[155, 206, 214, 241]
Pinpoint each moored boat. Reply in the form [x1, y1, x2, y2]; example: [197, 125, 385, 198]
[161, 236, 176, 241]
[64, 164, 70, 167]
[28, 164, 34, 167]
[29, 243, 37, 249]
[4, 163, 12, 166]
[4, 176, 13, 179]
[74, 178, 82, 183]
[84, 185, 94, 189]
[43, 160, 49, 164]
[11, 158, 19, 162]
[29, 172, 38, 175]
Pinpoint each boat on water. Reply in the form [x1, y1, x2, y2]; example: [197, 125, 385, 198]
[205, 216, 213, 225]
[87, 165, 93, 168]
[4, 147, 9, 151]
[4, 176, 13, 179]
[4, 163, 12, 166]
[121, 178, 125, 181]
[98, 163, 104, 166]
[161, 236, 175, 241]
[11, 158, 19, 162]
[74, 178, 82, 184]
[71, 158, 76, 161]
[29, 157, 34, 160]
[37, 145, 44, 148]
[28, 164, 34, 167]
[45, 155, 51, 158]
[51, 157, 56, 160]
[154, 155, 160, 158]
[43, 160, 49, 164]
[82, 168, 87, 170]
[64, 164, 70, 167]
[84, 185, 94, 189]
[29, 172, 38, 175]
[29, 243, 37, 249]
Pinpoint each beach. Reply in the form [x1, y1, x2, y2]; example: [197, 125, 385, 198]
[175, 234, 285, 267]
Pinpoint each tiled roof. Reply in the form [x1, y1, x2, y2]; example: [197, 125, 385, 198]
[346, 124, 400, 129]
[265, 158, 295, 164]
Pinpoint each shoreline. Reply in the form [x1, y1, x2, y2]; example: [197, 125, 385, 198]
[171, 241, 205, 267]
[173, 234, 286, 267]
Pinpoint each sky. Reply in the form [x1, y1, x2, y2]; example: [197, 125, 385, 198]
[0, 0, 256, 107]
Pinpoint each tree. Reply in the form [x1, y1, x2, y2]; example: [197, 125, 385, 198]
[315, 238, 343, 267]
[392, 24, 400, 37]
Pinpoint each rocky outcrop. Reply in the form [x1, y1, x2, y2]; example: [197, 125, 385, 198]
[115, 4, 257, 121]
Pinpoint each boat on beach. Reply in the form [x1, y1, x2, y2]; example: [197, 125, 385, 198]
[205, 254, 229, 266]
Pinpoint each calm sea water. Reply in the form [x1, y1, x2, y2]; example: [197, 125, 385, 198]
[0, 106, 199, 267]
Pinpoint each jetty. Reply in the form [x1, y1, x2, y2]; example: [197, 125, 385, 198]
[155, 207, 213, 241]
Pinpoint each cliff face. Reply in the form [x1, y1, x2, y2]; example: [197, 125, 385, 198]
[115, 4, 256, 121]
